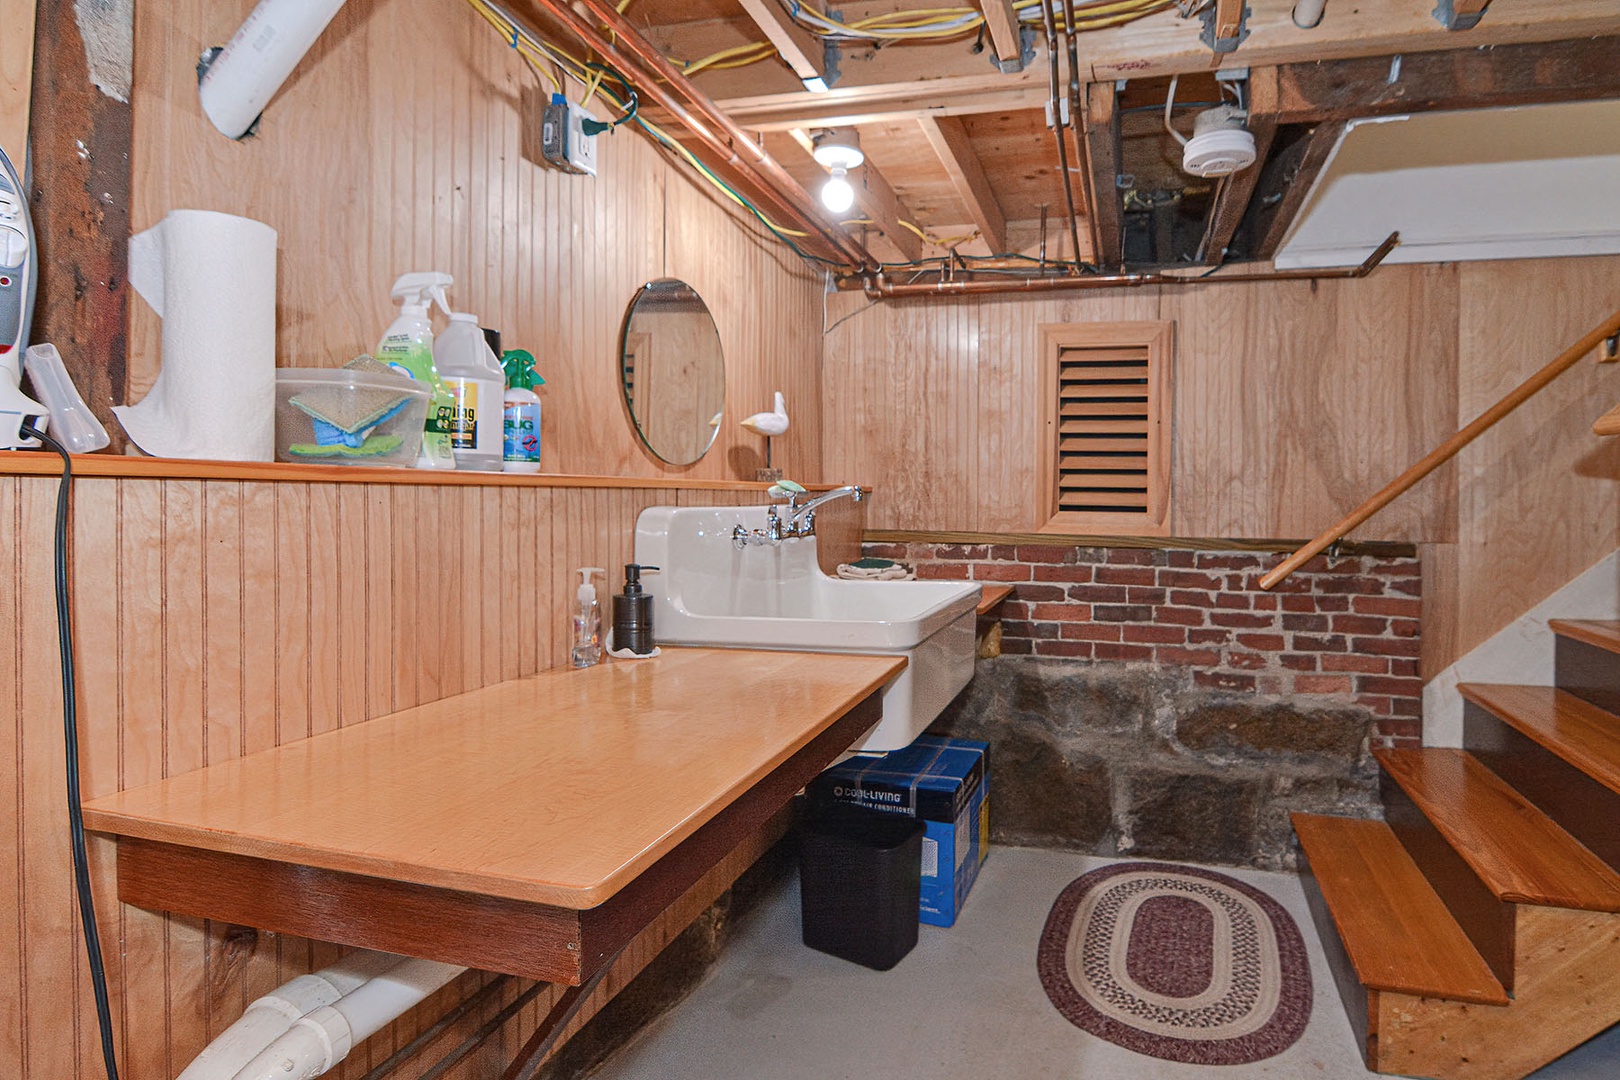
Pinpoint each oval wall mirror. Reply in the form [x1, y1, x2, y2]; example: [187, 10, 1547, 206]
[619, 279, 726, 466]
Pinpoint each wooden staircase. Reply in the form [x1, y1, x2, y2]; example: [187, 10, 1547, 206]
[1294, 619, 1620, 1080]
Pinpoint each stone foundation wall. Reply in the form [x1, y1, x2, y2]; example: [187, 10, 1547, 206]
[929, 657, 1382, 870]
[863, 540, 1422, 870]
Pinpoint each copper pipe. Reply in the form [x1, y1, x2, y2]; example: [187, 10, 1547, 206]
[1059, 0, 1094, 261]
[1038, 0, 1085, 272]
[517, 0, 872, 269]
[860, 231, 1400, 298]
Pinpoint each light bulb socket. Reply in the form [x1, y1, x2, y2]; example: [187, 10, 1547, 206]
[811, 127, 864, 171]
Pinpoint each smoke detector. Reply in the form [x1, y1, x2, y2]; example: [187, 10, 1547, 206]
[1181, 105, 1257, 178]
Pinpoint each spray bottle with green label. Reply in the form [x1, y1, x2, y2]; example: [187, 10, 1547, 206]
[376, 271, 457, 469]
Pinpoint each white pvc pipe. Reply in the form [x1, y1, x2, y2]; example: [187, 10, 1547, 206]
[229, 959, 467, 1080]
[198, 0, 350, 138]
[177, 950, 406, 1080]
[1293, 0, 1327, 28]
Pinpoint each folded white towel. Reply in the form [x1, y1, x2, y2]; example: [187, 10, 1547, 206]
[837, 563, 914, 581]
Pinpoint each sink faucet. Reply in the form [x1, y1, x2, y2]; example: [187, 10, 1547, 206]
[787, 485, 865, 538]
[730, 486, 866, 548]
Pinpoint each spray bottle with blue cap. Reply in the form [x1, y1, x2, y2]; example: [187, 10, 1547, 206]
[376, 271, 457, 469]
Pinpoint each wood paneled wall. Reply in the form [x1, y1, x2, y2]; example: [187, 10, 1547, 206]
[129, 0, 824, 484]
[822, 256, 1620, 677]
[823, 264, 1459, 542]
[1433, 256, 1620, 670]
[0, 0, 31, 168]
[1, 474, 858, 1080]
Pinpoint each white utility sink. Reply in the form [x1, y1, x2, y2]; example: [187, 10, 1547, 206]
[635, 505, 981, 752]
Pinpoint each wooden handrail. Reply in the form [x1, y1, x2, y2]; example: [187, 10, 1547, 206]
[1259, 309, 1620, 590]
[1594, 401, 1620, 437]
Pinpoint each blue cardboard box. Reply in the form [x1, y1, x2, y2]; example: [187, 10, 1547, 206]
[807, 736, 989, 927]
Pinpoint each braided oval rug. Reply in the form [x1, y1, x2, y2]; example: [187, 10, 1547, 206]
[1037, 862, 1313, 1066]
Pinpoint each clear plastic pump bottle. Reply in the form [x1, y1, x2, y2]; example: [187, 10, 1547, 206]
[571, 567, 606, 668]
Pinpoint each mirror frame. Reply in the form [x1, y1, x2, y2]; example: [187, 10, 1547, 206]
[618, 278, 726, 467]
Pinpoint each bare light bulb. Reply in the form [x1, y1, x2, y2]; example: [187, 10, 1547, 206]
[821, 167, 855, 214]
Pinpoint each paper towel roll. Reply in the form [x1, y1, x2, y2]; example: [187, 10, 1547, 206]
[114, 209, 278, 461]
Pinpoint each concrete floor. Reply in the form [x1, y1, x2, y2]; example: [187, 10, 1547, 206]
[591, 846, 1620, 1080]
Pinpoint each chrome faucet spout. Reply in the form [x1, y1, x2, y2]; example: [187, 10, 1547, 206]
[787, 485, 866, 538]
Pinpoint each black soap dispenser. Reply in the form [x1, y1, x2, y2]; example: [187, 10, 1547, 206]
[613, 564, 660, 655]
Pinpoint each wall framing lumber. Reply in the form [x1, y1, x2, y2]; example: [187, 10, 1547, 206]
[27, 0, 132, 448]
[1081, 80, 1122, 267]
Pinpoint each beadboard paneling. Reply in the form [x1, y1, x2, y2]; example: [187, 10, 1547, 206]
[2, 476, 828, 1079]
[823, 264, 1458, 542]
[128, 0, 822, 485]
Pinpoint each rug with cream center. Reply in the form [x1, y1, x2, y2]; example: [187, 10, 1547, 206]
[1037, 862, 1313, 1065]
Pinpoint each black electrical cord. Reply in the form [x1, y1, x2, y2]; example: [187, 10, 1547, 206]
[18, 419, 121, 1080]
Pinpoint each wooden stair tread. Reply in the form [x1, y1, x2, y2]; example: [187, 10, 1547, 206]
[1376, 748, 1620, 912]
[1460, 684, 1620, 794]
[1550, 619, 1620, 655]
[1292, 813, 1509, 1006]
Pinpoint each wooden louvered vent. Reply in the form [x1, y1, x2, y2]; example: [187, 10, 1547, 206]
[1040, 323, 1173, 535]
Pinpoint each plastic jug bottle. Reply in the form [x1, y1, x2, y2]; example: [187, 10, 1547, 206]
[434, 312, 505, 472]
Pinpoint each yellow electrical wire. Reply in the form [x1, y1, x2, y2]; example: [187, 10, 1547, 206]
[460, 0, 1177, 252]
[463, 0, 818, 238]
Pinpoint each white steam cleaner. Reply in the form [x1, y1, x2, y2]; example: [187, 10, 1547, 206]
[0, 142, 44, 449]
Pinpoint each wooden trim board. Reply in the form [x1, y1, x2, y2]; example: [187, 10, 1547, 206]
[0, 454, 860, 491]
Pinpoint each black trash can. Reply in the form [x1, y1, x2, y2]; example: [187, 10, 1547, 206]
[799, 807, 925, 971]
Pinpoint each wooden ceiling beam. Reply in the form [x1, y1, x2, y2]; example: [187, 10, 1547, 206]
[1080, 81, 1122, 267]
[1251, 119, 1347, 259]
[784, 130, 924, 262]
[1198, 66, 1278, 265]
[693, 0, 1620, 131]
[977, 1, 1027, 72]
[735, 0, 828, 91]
[918, 116, 1008, 254]
[1275, 34, 1620, 123]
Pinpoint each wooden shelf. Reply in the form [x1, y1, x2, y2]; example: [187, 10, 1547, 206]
[976, 584, 1014, 615]
[1293, 813, 1508, 1005]
[83, 647, 904, 983]
[1550, 619, 1620, 657]
[1376, 748, 1620, 912]
[1460, 684, 1620, 795]
[864, 528, 1416, 557]
[0, 452, 838, 491]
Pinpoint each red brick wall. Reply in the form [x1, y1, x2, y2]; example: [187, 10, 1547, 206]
[865, 542, 1422, 748]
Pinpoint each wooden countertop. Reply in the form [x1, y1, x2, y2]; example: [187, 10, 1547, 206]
[84, 648, 904, 911]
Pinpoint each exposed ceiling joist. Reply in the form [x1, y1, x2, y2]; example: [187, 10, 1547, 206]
[1253, 119, 1347, 259]
[1080, 81, 1122, 267]
[1275, 34, 1620, 122]
[785, 130, 924, 262]
[1199, 67, 1278, 264]
[735, 0, 828, 91]
[977, 1, 1026, 72]
[918, 116, 1008, 254]
[701, 0, 1620, 131]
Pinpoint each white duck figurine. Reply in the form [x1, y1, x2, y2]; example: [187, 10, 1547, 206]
[740, 391, 790, 438]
